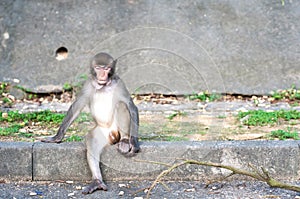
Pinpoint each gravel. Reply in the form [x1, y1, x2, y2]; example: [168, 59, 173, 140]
[0, 180, 299, 199]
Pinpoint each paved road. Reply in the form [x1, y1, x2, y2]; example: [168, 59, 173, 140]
[1, 180, 299, 199]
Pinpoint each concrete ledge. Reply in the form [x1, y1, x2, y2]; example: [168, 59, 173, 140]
[0, 141, 299, 181]
[33, 142, 90, 181]
[0, 142, 32, 181]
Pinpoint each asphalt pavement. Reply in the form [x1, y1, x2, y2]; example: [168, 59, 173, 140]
[1, 180, 299, 199]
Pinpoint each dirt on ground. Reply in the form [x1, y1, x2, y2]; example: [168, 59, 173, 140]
[1, 92, 299, 142]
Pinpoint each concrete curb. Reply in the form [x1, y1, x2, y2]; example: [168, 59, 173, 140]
[0, 141, 299, 182]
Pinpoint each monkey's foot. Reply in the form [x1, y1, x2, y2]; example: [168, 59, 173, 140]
[40, 136, 63, 143]
[82, 179, 108, 194]
[117, 137, 140, 157]
[117, 139, 131, 154]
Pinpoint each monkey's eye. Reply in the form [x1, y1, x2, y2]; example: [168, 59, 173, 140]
[94, 65, 110, 70]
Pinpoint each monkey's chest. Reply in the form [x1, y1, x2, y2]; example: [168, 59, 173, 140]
[91, 92, 114, 127]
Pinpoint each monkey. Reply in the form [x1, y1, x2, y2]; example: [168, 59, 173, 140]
[41, 52, 140, 194]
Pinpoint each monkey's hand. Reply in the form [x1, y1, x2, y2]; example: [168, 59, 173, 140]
[82, 179, 108, 194]
[41, 135, 63, 143]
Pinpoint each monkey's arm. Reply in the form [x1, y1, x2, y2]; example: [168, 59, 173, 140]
[41, 82, 91, 143]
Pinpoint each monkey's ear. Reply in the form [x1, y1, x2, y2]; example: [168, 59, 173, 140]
[113, 59, 118, 66]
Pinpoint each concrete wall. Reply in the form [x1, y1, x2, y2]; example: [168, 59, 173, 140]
[0, 0, 299, 95]
[1, 141, 300, 181]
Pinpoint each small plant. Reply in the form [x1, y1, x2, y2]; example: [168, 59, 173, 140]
[63, 82, 73, 91]
[71, 73, 88, 93]
[291, 102, 299, 107]
[188, 91, 221, 102]
[268, 128, 299, 140]
[217, 115, 227, 119]
[167, 111, 187, 120]
[65, 135, 83, 142]
[270, 85, 300, 101]
[0, 82, 9, 95]
[27, 93, 38, 100]
[14, 85, 32, 93]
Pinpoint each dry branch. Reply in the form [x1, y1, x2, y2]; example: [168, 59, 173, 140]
[134, 159, 300, 198]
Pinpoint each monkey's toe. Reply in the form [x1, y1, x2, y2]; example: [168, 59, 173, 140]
[82, 179, 107, 194]
[41, 136, 63, 143]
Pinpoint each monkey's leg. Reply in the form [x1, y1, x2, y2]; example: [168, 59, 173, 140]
[82, 127, 108, 194]
[115, 102, 139, 155]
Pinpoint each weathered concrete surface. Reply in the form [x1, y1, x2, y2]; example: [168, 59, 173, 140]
[33, 142, 90, 181]
[0, 142, 32, 181]
[0, 0, 299, 95]
[1, 141, 299, 181]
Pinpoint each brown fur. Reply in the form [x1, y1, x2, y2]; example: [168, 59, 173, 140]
[109, 130, 120, 144]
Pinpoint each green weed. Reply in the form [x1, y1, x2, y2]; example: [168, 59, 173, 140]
[0, 110, 65, 124]
[167, 111, 187, 120]
[0, 110, 91, 141]
[0, 124, 23, 136]
[238, 110, 300, 126]
[268, 128, 299, 140]
[271, 85, 300, 100]
[65, 135, 83, 142]
[63, 83, 73, 91]
[0, 82, 9, 95]
[187, 91, 221, 102]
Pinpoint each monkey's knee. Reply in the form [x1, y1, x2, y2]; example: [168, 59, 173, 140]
[86, 127, 109, 151]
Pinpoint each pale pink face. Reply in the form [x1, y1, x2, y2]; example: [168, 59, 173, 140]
[93, 65, 112, 85]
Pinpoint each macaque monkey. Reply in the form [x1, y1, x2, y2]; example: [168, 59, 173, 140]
[42, 52, 140, 194]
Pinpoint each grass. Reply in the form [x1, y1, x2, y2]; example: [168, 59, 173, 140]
[268, 128, 299, 140]
[0, 124, 23, 136]
[0, 110, 65, 124]
[0, 110, 90, 141]
[187, 91, 221, 102]
[238, 109, 300, 126]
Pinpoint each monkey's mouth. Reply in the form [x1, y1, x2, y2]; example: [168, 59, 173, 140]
[97, 80, 108, 85]
[97, 79, 111, 85]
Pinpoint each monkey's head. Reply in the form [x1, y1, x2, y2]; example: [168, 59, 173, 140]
[90, 52, 117, 85]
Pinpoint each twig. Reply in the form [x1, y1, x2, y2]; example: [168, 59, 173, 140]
[134, 158, 172, 167]
[205, 172, 235, 187]
[146, 161, 187, 198]
[160, 181, 170, 191]
[139, 159, 300, 198]
[130, 186, 150, 196]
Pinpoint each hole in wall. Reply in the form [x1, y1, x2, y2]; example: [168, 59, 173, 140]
[55, 47, 68, 61]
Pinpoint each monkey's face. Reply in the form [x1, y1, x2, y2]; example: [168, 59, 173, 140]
[93, 64, 113, 85]
[91, 53, 116, 86]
